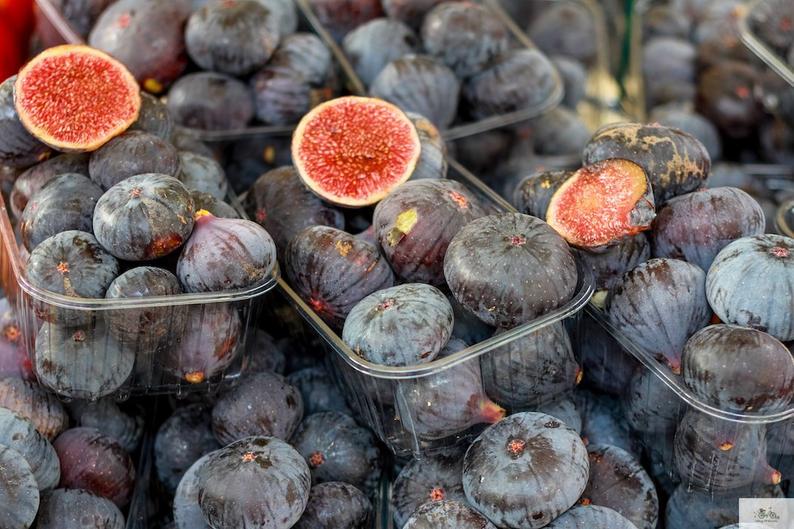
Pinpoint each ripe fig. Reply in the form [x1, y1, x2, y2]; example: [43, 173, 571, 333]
[0, 75, 50, 168]
[88, 131, 180, 191]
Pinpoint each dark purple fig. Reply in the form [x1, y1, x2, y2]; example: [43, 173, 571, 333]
[463, 412, 589, 529]
[10, 153, 89, 219]
[246, 331, 286, 375]
[0, 76, 50, 169]
[68, 398, 143, 453]
[190, 191, 239, 219]
[374, 180, 485, 284]
[391, 451, 467, 528]
[404, 500, 497, 529]
[0, 445, 39, 529]
[155, 404, 220, 493]
[650, 107, 722, 161]
[623, 368, 682, 434]
[19, 173, 103, 251]
[527, 2, 597, 64]
[93, 174, 194, 261]
[342, 283, 453, 367]
[267, 33, 333, 85]
[162, 302, 241, 384]
[641, 38, 696, 108]
[574, 234, 651, 291]
[343, 18, 419, 86]
[513, 169, 572, 218]
[286, 367, 352, 416]
[652, 188, 765, 271]
[35, 321, 135, 400]
[706, 235, 794, 342]
[578, 314, 640, 396]
[370, 54, 460, 129]
[166, 72, 255, 131]
[250, 65, 329, 126]
[0, 377, 68, 441]
[574, 390, 638, 457]
[449, 293, 493, 344]
[682, 324, 794, 413]
[606, 258, 710, 373]
[224, 135, 292, 193]
[545, 505, 637, 529]
[244, 166, 345, 254]
[291, 411, 382, 493]
[480, 322, 579, 409]
[305, 0, 384, 41]
[211, 371, 303, 445]
[463, 49, 559, 120]
[396, 337, 506, 440]
[286, 226, 395, 329]
[697, 61, 762, 140]
[0, 300, 32, 381]
[528, 107, 591, 157]
[171, 130, 217, 159]
[407, 112, 448, 180]
[382, 0, 445, 27]
[26, 230, 120, 326]
[177, 151, 227, 200]
[747, 0, 794, 54]
[174, 452, 213, 529]
[186, 0, 279, 76]
[177, 210, 276, 293]
[421, 2, 511, 78]
[36, 488, 125, 529]
[54, 427, 135, 507]
[583, 122, 711, 205]
[88, 131, 180, 191]
[293, 482, 373, 529]
[580, 444, 658, 529]
[130, 92, 174, 139]
[0, 407, 60, 490]
[552, 56, 587, 109]
[258, 0, 298, 35]
[88, 0, 189, 93]
[536, 398, 581, 433]
[674, 410, 780, 493]
[666, 482, 784, 529]
[196, 436, 311, 529]
[452, 129, 512, 175]
[444, 213, 577, 328]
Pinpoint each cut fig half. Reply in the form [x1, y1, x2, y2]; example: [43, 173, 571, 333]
[14, 45, 141, 153]
[291, 96, 421, 207]
[546, 158, 656, 248]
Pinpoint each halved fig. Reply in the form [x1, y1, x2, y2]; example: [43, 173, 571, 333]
[14, 44, 141, 153]
[291, 96, 421, 207]
[546, 159, 655, 248]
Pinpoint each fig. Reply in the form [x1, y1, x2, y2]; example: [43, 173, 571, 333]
[606, 258, 710, 373]
[0, 407, 61, 491]
[546, 159, 655, 248]
[166, 72, 255, 131]
[176, 151, 228, 200]
[545, 505, 638, 529]
[650, 107, 722, 161]
[155, 404, 220, 493]
[449, 293, 493, 344]
[403, 500, 497, 529]
[0, 75, 50, 169]
[666, 483, 784, 529]
[0, 445, 39, 529]
[196, 436, 311, 529]
[373, 179, 486, 284]
[35, 321, 135, 400]
[191, 191, 239, 219]
[463, 412, 589, 529]
[582, 122, 711, 205]
[88, 131, 180, 191]
[287, 367, 351, 416]
[641, 38, 696, 108]
[88, 0, 189, 93]
[0, 301, 33, 381]
[305, 0, 384, 41]
[130, 92, 174, 139]
[444, 213, 577, 328]
[19, 173, 103, 251]
[93, 173, 195, 261]
[293, 482, 373, 529]
[342, 283, 453, 367]
[10, 153, 89, 219]
[529, 107, 591, 156]
[211, 371, 303, 445]
[68, 398, 143, 454]
[14, 45, 141, 152]
[574, 234, 651, 291]
[537, 398, 582, 433]
[54, 427, 135, 507]
[682, 324, 794, 413]
[382, 0, 445, 28]
[174, 453, 213, 529]
[513, 169, 572, 218]
[36, 489, 125, 529]
[370, 54, 461, 129]
[186, 0, 280, 75]
[575, 390, 638, 456]
[292, 96, 421, 207]
[527, 2, 597, 64]
[697, 61, 762, 139]
[342, 18, 419, 86]
[421, 1, 511, 78]
[623, 368, 682, 434]
[407, 112, 448, 180]
[391, 452, 467, 528]
[286, 226, 395, 328]
[706, 235, 794, 342]
[0, 378, 67, 441]
[552, 56, 587, 109]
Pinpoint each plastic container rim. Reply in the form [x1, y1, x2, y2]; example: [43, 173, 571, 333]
[737, 0, 794, 88]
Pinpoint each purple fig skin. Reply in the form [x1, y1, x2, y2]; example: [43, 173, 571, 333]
[407, 112, 448, 180]
[574, 233, 651, 291]
[211, 371, 303, 445]
[197, 436, 311, 529]
[606, 258, 711, 373]
[293, 482, 373, 529]
[0, 76, 51, 169]
[174, 452, 213, 529]
[267, 33, 333, 85]
[343, 283, 453, 367]
[403, 500, 497, 529]
[177, 211, 276, 293]
[88, 131, 180, 191]
[463, 412, 589, 529]
[10, 153, 89, 219]
[178, 151, 228, 200]
[666, 482, 784, 529]
[190, 191, 239, 219]
[286, 226, 395, 329]
[545, 505, 638, 529]
[623, 369, 682, 434]
[0, 445, 39, 529]
[36, 488, 125, 529]
[682, 324, 794, 413]
[166, 72, 255, 131]
[652, 187, 765, 271]
[305, 0, 384, 41]
[575, 390, 639, 457]
[343, 18, 419, 86]
[581, 445, 659, 529]
[536, 398, 581, 433]
[579, 314, 640, 396]
[130, 92, 174, 139]
[0, 407, 61, 491]
[286, 367, 352, 416]
[373, 180, 487, 285]
[0, 377, 68, 441]
[382, 0, 445, 28]
[155, 404, 220, 493]
[513, 169, 573, 218]
[445, 213, 578, 328]
[706, 234, 794, 342]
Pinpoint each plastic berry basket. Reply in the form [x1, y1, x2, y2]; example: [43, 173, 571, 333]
[0, 189, 279, 398]
[276, 159, 595, 458]
[738, 0, 794, 88]
[293, 0, 565, 140]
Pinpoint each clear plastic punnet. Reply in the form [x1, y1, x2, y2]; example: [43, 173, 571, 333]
[738, 0, 794, 87]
